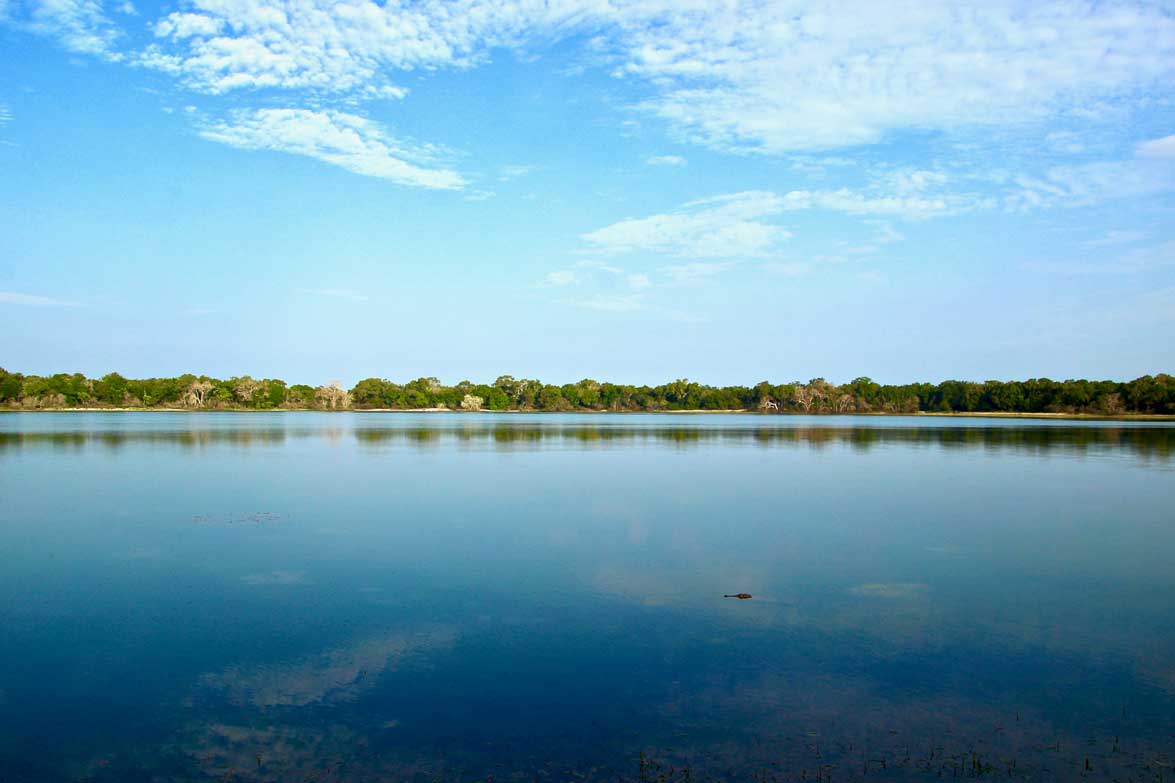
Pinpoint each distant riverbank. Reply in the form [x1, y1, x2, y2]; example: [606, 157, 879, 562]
[5, 407, 1174, 421]
[5, 370, 1172, 417]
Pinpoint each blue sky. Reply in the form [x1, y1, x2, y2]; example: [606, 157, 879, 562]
[1, 0, 1173, 386]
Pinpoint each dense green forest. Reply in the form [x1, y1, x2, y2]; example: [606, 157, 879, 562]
[1, 368, 1172, 415]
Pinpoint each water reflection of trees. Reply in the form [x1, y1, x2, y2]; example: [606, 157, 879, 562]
[356, 424, 1175, 460]
[2, 424, 1173, 460]
[0, 428, 297, 450]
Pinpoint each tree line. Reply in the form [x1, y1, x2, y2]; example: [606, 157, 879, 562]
[1, 368, 1172, 415]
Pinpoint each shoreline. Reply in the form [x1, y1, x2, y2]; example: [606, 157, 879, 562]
[2, 408, 1173, 421]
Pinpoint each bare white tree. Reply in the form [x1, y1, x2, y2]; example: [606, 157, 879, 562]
[793, 386, 814, 412]
[233, 376, 261, 404]
[315, 381, 352, 410]
[182, 379, 214, 408]
[460, 394, 483, 411]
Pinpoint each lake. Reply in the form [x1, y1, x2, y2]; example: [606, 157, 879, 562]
[1, 412, 1173, 781]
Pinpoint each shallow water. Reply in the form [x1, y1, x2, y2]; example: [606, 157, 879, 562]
[1, 412, 1173, 781]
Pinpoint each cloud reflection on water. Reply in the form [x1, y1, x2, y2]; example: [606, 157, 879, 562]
[198, 627, 456, 708]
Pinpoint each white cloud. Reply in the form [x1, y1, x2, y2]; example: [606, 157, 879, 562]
[1010, 154, 1175, 209]
[780, 188, 978, 219]
[300, 287, 370, 302]
[836, 220, 907, 257]
[1105, 240, 1175, 273]
[138, 0, 588, 95]
[1045, 131, 1085, 155]
[498, 164, 537, 181]
[201, 109, 465, 190]
[789, 155, 856, 173]
[776, 166, 984, 219]
[869, 222, 905, 245]
[581, 191, 790, 258]
[617, 3, 1175, 154]
[626, 273, 651, 290]
[19, 0, 123, 59]
[1084, 230, 1148, 247]
[646, 154, 686, 167]
[660, 261, 735, 283]
[581, 178, 974, 261]
[542, 269, 580, 287]
[129, 2, 1174, 155]
[543, 261, 646, 289]
[0, 104, 10, 125]
[8, 0, 1173, 171]
[880, 168, 950, 195]
[761, 261, 812, 278]
[1137, 134, 1175, 159]
[568, 293, 646, 312]
[1025, 240, 1175, 275]
[9, 0, 1172, 212]
[543, 261, 654, 312]
[153, 12, 222, 39]
[0, 291, 80, 306]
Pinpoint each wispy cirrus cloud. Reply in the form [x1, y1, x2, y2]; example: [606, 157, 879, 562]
[17, 0, 123, 59]
[542, 261, 654, 313]
[1008, 136, 1175, 210]
[659, 261, 736, 284]
[582, 191, 791, 259]
[1023, 240, 1175, 276]
[6, 0, 1172, 204]
[498, 164, 537, 181]
[0, 291, 81, 307]
[128, 1, 1174, 155]
[542, 269, 580, 287]
[580, 175, 974, 263]
[542, 262, 647, 289]
[1044, 131, 1087, 155]
[299, 287, 369, 302]
[646, 154, 686, 167]
[618, 3, 1175, 154]
[568, 293, 647, 313]
[1137, 135, 1175, 160]
[774, 167, 987, 219]
[201, 109, 465, 190]
[1084, 230, 1149, 248]
[779, 188, 980, 220]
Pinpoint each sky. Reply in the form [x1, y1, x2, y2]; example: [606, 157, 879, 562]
[0, 0, 1173, 386]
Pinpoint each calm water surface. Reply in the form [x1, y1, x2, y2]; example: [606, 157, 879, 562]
[1, 413, 1173, 781]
